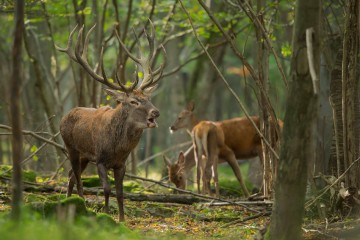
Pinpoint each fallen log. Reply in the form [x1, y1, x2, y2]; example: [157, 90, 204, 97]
[21, 184, 203, 204]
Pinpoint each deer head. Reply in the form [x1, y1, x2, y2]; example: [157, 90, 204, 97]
[169, 101, 196, 132]
[164, 152, 187, 190]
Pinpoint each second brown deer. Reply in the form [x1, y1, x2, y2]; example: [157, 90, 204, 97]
[192, 121, 223, 197]
[166, 102, 283, 197]
[57, 21, 166, 222]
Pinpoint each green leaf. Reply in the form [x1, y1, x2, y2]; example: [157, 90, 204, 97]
[138, 71, 144, 78]
[281, 43, 292, 57]
[106, 95, 111, 101]
[30, 145, 38, 153]
[32, 155, 39, 161]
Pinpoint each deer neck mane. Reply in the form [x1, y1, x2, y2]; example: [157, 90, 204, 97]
[111, 103, 143, 150]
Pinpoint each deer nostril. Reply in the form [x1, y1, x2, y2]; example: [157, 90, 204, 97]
[151, 109, 160, 118]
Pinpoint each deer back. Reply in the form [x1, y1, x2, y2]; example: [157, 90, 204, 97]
[216, 116, 261, 159]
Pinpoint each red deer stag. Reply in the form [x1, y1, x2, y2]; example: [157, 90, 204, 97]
[167, 102, 283, 197]
[57, 22, 166, 222]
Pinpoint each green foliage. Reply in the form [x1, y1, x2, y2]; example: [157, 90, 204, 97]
[81, 176, 143, 193]
[217, 163, 252, 196]
[123, 180, 143, 193]
[28, 196, 89, 218]
[281, 42, 292, 57]
[0, 208, 140, 240]
[0, 165, 37, 183]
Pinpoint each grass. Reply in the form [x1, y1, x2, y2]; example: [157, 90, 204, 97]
[0, 160, 260, 240]
[0, 209, 141, 240]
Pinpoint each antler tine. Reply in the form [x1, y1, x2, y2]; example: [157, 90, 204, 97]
[73, 25, 105, 83]
[139, 44, 167, 91]
[115, 30, 141, 65]
[115, 72, 139, 94]
[144, 19, 155, 63]
[73, 25, 121, 91]
[98, 46, 123, 91]
[55, 24, 79, 62]
[82, 24, 97, 60]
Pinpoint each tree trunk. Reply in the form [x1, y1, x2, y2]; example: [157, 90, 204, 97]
[10, 0, 25, 221]
[341, 0, 360, 189]
[267, 0, 320, 239]
[329, 47, 344, 177]
[255, 0, 272, 197]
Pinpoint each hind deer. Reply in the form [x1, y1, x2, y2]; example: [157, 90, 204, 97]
[192, 121, 223, 197]
[57, 21, 166, 222]
[166, 102, 283, 197]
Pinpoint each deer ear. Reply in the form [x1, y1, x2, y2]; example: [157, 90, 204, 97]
[177, 151, 185, 165]
[186, 101, 195, 112]
[163, 155, 172, 167]
[103, 88, 126, 102]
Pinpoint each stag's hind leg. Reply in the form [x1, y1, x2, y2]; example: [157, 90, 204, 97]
[67, 149, 85, 198]
[97, 163, 111, 213]
[67, 157, 89, 197]
[114, 166, 126, 222]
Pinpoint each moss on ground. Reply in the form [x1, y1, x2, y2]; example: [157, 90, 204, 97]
[0, 165, 37, 182]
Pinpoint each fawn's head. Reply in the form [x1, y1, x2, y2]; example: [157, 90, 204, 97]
[164, 152, 186, 190]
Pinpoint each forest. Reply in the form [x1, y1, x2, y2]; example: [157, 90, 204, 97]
[1, 0, 360, 239]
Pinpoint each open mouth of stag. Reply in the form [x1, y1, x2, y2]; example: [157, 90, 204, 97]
[147, 117, 158, 128]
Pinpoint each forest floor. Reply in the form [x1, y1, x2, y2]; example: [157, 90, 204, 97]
[1, 183, 360, 239]
[1, 164, 360, 239]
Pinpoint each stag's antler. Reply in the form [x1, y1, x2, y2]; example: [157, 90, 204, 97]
[56, 20, 166, 94]
[115, 19, 167, 91]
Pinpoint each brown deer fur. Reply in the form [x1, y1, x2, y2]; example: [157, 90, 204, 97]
[57, 22, 165, 222]
[192, 121, 223, 197]
[61, 89, 159, 221]
[167, 102, 283, 197]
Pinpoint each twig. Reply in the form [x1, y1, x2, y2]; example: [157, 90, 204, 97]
[125, 173, 260, 213]
[305, 157, 360, 209]
[137, 141, 192, 167]
[203, 200, 273, 207]
[302, 227, 337, 239]
[0, 124, 65, 151]
[178, 0, 279, 160]
[221, 211, 271, 228]
[0, 132, 63, 176]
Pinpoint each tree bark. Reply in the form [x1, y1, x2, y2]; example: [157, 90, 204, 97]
[267, 0, 320, 239]
[341, 0, 360, 189]
[10, 0, 25, 221]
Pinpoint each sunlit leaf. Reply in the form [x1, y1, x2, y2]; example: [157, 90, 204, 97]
[281, 42, 292, 57]
[32, 155, 39, 161]
[30, 145, 38, 153]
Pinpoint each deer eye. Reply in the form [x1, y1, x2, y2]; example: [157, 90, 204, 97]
[130, 100, 139, 106]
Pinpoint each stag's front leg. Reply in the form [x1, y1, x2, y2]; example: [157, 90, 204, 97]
[114, 166, 126, 222]
[97, 163, 111, 213]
